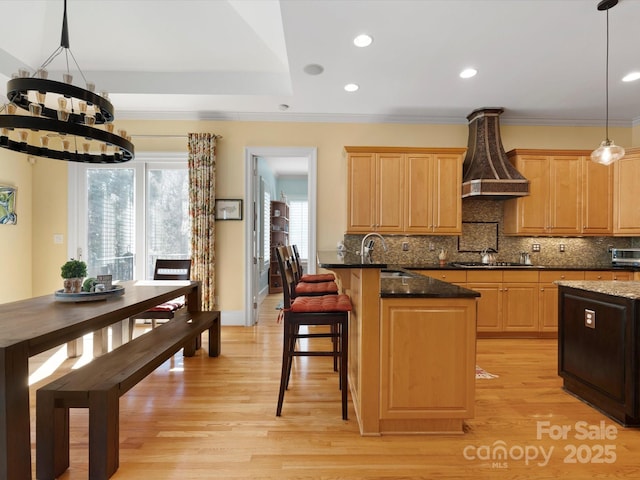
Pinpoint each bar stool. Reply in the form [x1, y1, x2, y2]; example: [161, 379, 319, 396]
[274, 246, 351, 420]
[291, 245, 336, 283]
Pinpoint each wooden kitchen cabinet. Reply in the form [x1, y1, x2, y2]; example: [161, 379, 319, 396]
[345, 147, 464, 234]
[379, 297, 475, 429]
[405, 153, 462, 234]
[539, 270, 585, 332]
[504, 149, 612, 236]
[584, 270, 633, 281]
[466, 270, 503, 333]
[613, 148, 640, 235]
[467, 270, 539, 335]
[346, 151, 403, 233]
[582, 159, 613, 235]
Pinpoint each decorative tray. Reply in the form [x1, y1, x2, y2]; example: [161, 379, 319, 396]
[54, 285, 125, 303]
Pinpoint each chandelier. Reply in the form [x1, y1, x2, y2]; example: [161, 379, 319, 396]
[0, 0, 134, 163]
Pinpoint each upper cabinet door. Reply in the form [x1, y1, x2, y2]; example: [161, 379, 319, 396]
[613, 150, 640, 235]
[376, 153, 405, 232]
[582, 159, 613, 235]
[347, 152, 377, 232]
[504, 154, 550, 235]
[405, 154, 432, 233]
[431, 154, 462, 234]
[548, 155, 581, 235]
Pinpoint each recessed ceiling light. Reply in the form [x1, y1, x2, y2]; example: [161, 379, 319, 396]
[344, 83, 359, 92]
[622, 71, 640, 82]
[353, 34, 373, 48]
[303, 64, 324, 75]
[460, 68, 478, 79]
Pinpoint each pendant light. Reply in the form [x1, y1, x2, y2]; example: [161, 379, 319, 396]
[590, 0, 625, 166]
[0, 0, 134, 164]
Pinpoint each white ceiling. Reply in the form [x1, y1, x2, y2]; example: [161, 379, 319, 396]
[1, 0, 640, 129]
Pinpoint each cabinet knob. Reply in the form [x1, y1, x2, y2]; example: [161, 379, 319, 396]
[540, 288, 545, 291]
[560, 275, 566, 279]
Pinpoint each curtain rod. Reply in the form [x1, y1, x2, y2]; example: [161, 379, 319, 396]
[131, 134, 223, 139]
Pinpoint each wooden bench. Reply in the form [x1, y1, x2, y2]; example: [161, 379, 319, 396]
[36, 310, 220, 480]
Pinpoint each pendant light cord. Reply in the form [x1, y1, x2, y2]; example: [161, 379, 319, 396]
[605, 8, 610, 142]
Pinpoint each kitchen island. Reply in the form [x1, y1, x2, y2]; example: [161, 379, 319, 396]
[557, 280, 640, 426]
[317, 251, 479, 435]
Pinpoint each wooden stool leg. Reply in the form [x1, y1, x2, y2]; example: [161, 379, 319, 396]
[277, 320, 293, 416]
[341, 316, 349, 420]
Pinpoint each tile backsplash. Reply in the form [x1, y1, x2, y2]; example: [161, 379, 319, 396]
[343, 198, 635, 267]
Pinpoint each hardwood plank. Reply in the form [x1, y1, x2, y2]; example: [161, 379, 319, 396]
[27, 294, 640, 479]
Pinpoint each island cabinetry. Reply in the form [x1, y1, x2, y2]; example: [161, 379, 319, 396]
[613, 148, 640, 235]
[558, 284, 640, 426]
[379, 297, 476, 433]
[503, 149, 612, 236]
[539, 271, 585, 332]
[345, 147, 464, 234]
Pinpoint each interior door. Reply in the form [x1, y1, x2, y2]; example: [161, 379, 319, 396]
[250, 156, 260, 325]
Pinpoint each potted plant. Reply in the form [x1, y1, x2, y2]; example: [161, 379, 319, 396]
[61, 259, 87, 293]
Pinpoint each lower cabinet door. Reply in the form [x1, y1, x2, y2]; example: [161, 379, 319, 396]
[502, 283, 539, 332]
[467, 283, 501, 332]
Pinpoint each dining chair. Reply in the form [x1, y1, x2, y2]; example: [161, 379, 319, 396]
[128, 259, 192, 340]
[274, 245, 351, 419]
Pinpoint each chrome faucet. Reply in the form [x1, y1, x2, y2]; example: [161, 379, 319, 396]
[360, 232, 388, 258]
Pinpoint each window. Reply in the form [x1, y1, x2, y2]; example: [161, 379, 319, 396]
[145, 168, 190, 279]
[288, 200, 308, 260]
[71, 154, 190, 281]
[86, 168, 135, 280]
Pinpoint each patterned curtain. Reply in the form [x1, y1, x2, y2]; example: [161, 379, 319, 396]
[188, 133, 218, 310]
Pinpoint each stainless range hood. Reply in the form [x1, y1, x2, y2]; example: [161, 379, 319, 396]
[461, 107, 529, 199]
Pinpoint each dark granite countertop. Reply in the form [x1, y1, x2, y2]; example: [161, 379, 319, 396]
[316, 251, 479, 299]
[379, 270, 480, 299]
[316, 250, 638, 272]
[555, 281, 640, 300]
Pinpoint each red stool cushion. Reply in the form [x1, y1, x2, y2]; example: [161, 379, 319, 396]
[295, 281, 338, 295]
[300, 273, 335, 283]
[147, 300, 184, 312]
[290, 294, 352, 313]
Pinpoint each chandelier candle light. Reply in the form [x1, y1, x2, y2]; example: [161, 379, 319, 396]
[590, 0, 625, 166]
[0, 0, 134, 163]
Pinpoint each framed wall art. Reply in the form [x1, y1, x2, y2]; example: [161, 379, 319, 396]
[0, 185, 17, 225]
[215, 199, 243, 220]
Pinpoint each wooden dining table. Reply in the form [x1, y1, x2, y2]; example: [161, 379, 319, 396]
[0, 280, 204, 480]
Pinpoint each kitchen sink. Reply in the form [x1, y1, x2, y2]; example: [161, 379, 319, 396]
[380, 270, 413, 278]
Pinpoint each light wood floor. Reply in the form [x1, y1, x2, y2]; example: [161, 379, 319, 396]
[27, 294, 640, 479]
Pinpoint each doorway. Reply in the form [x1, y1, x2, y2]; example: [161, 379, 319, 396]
[244, 147, 317, 326]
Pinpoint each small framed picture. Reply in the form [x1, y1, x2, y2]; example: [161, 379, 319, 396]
[215, 199, 243, 220]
